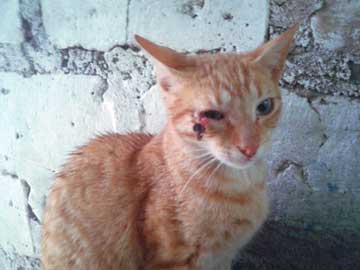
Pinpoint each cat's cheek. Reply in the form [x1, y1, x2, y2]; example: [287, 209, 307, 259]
[205, 140, 224, 159]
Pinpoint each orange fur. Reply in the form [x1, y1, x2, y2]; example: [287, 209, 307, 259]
[41, 26, 297, 270]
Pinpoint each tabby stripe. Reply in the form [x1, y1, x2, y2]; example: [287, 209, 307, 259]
[240, 62, 250, 92]
[192, 182, 251, 204]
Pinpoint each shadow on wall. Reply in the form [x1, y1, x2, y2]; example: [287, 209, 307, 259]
[233, 220, 360, 270]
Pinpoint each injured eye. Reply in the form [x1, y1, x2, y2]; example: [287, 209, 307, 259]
[256, 98, 273, 116]
[200, 110, 224, 120]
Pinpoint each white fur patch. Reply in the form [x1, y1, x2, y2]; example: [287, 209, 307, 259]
[209, 93, 218, 106]
[220, 90, 231, 105]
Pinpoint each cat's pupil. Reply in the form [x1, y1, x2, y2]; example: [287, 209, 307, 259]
[256, 98, 273, 116]
[201, 110, 224, 120]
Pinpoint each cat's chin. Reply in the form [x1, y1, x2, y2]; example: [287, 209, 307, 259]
[211, 152, 257, 170]
[222, 158, 256, 170]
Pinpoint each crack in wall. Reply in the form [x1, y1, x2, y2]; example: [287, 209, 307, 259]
[20, 179, 41, 224]
[1, 0, 358, 101]
[308, 0, 326, 18]
[1, 169, 19, 179]
[18, 0, 55, 76]
[107, 44, 142, 59]
[94, 77, 109, 103]
[19, 0, 44, 49]
[20, 179, 41, 255]
[306, 97, 329, 148]
[19, 43, 36, 77]
[138, 103, 146, 132]
[274, 159, 313, 191]
[125, 0, 132, 42]
[0, 166, 43, 256]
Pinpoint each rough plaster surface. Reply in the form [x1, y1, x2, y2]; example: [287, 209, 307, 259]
[42, 0, 128, 50]
[0, 73, 113, 268]
[0, 0, 359, 269]
[0, 1, 23, 44]
[128, 0, 268, 52]
[268, 92, 360, 230]
[270, 0, 360, 97]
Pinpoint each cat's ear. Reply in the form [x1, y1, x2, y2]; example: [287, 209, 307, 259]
[135, 35, 195, 91]
[251, 24, 299, 81]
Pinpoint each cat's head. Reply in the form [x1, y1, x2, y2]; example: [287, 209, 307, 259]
[136, 26, 297, 169]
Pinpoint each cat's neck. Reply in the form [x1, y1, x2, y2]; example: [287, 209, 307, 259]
[157, 122, 266, 197]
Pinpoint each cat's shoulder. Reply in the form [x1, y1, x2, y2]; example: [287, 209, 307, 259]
[91, 132, 153, 151]
[73, 132, 152, 157]
[56, 132, 153, 180]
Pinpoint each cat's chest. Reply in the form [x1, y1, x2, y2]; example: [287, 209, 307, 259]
[184, 185, 268, 251]
[184, 187, 268, 269]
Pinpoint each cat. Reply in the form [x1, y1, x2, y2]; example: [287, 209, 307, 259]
[41, 25, 298, 270]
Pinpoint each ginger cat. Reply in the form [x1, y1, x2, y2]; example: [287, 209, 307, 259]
[41, 26, 297, 270]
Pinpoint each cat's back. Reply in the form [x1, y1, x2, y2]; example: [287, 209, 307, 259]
[42, 133, 152, 270]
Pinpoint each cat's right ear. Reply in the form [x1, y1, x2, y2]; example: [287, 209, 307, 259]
[250, 24, 299, 81]
[135, 35, 194, 91]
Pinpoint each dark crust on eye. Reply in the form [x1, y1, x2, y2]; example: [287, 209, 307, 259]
[200, 110, 224, 120]
[193, 123, 205, 140]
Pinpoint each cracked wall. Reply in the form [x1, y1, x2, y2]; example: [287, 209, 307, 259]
[0, 0, 359, 269]
[237, 1, 360, 270]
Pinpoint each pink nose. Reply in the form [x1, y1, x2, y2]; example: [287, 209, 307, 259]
[237, 146, 258, 159]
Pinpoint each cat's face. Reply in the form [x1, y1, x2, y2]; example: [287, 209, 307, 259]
[136, 26, 297, 169]
[163, 55, 281, 169]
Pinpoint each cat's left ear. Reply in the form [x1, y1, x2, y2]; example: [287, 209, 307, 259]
[135, 35, 195, 92]
[251, 24, 299, 81]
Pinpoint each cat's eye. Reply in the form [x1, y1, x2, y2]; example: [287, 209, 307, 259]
[201, 110, 224, 120]
[256, 98, 273, 116]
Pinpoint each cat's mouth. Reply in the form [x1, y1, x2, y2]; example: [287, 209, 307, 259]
[210, 148, 258, 170]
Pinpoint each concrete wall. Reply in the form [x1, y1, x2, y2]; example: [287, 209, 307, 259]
[0, 0, 359, 269]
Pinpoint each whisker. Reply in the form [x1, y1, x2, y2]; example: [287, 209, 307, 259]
[186, 148, 209, 154]
[179, 156, 216, 196]
[204, 162, 223, 190]
[163, 146, 208, 160]
[173, 152, 212, 167]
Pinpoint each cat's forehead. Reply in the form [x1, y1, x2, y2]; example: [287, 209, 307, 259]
[197, 54, 253, 87]
[194, 54, 259, 102]
[197, 53, 244, 72]
[184, 53, 273, 116]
